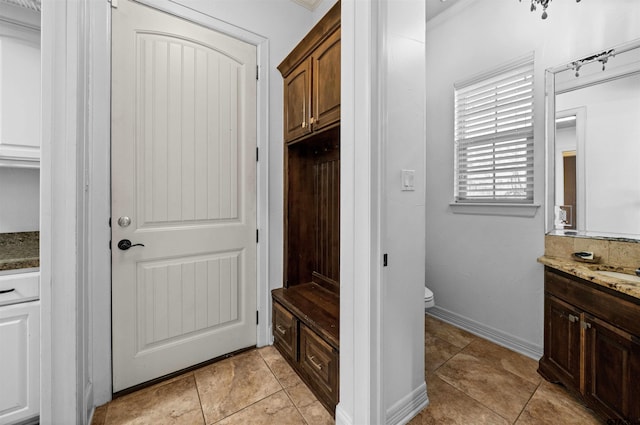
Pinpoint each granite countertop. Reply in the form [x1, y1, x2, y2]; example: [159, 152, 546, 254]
[0, 232, 39, 272]
[538, 255, 640, 301]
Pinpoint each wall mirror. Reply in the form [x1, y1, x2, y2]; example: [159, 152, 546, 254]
[545, 39, 640, 240]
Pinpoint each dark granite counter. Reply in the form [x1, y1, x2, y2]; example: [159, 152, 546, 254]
[538, 255, 640, 301]
[0, 232, 39, 271]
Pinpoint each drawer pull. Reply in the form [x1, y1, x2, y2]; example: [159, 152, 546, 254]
[581, 321, 592, 330]
[568, 314, 579, 323]
[0, 288, 15, 295]
[309, 355, 323, 371]
[276, 324, 287, 335]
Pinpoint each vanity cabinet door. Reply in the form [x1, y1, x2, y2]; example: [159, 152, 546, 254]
[543, 294, 581, 389]
[283, 59, 312, 143]
[583, 314, 640, 422]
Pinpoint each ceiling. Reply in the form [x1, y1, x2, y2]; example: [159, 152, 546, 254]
[290, 0, 323, 11]
[0, 0, 40, 12]
[289, 0, 461, 21]
[426, 0, 461, 22]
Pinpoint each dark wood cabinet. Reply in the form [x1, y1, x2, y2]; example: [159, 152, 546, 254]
[539, 267, 640, 423]
[543, 294, 581, 389]
[272, 283, 339, 413]
[584, 314, 640, 421]
[279, 2, 340, 144]
[283, 59, 312, 142]
[312, 28, 340, 133]
[273, 301, 297, 363]
[300, 323, 339, 406]
[273, 1, 341, 416]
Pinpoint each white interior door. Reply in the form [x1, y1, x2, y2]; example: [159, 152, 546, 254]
[111, 0, 257, 392]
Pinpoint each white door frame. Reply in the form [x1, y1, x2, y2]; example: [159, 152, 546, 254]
[41, 0, 270, 421]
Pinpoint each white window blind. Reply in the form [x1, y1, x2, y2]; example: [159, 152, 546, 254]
[454, 54, 535, 203]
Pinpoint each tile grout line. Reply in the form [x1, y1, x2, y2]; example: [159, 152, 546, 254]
[196, 349, 287, 424]
[431, 372, 513, 423]
[284, 387, 311, 425]
[257, 347, 311, 424]
[433, 338, 534, 424]
[190, 371, 208, 425]
[512, 380, 543, 424]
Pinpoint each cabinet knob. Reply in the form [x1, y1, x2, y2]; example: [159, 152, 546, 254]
[568, 314, 579, 323]
[581, 321, 592, 329]
[301, 121, 306, 128]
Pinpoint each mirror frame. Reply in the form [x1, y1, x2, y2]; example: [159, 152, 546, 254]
[545, 38, 640, 241]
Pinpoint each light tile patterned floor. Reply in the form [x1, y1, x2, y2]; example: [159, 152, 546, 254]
[92, 347, 332, 425]
[410, 315, 603, 425]
[92, 315, 603, 424]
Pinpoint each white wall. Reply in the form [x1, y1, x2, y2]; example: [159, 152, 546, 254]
[0, 167, 39, 232]
[425, 0, 640, 356]
[382, 0, 427, 421]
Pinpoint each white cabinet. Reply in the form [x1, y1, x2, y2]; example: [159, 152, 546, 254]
[0, 300, 39, 425]
[0, 4, 41, 168]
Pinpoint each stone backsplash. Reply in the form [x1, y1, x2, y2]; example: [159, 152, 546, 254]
[0, 231, 39, 271]
[545, 234, 640, 270]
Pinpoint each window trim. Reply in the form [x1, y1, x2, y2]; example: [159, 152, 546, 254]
[452, 52, 537, 212]
[449, 202, 540, 217]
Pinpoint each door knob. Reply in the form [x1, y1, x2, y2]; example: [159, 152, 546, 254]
[117, 239, 145, 250]
[117, 216, 132, 227]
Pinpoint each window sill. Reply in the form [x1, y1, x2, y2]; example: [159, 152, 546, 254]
[449, 203, 540, 217]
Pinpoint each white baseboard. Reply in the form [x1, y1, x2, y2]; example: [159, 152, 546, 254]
[427, 306, 543, 360]
[335, 403, 353, 425]
[385, 382, 429, 425]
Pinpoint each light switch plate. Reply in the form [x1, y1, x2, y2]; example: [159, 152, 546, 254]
[401, 169, 415, 191]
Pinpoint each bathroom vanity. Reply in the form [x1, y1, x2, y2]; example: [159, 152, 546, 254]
[539, 38, 640, 423]
[538, 242, 640, 423]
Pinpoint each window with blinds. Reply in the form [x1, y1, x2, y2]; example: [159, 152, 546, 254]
[454, 54, 534, 203]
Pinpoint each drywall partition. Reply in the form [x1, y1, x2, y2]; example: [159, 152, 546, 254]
[425, 0, 640, 357]
[381, 0, 428, 423]
[339, 0, 428, 422]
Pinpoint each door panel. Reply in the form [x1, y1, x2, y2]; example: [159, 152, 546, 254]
[284, 59, 311, 142]
[138, 34, 241, 225]
[584, 314, 640, 421]
[112, 0, 257, 392]
[312, 28, 340, 132]
[544, 294, 581, 388]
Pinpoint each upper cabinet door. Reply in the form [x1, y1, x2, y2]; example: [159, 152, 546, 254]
[284, 58, 312, 143]
[0, 9, 41, 168]
[312, 28, 340, 133]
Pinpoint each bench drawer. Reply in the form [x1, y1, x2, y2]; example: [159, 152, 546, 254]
[273, 301, 297, 361]
[299, 323, 338, 407]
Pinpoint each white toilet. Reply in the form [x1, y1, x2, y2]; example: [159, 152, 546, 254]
[424, 286, 435, 310]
